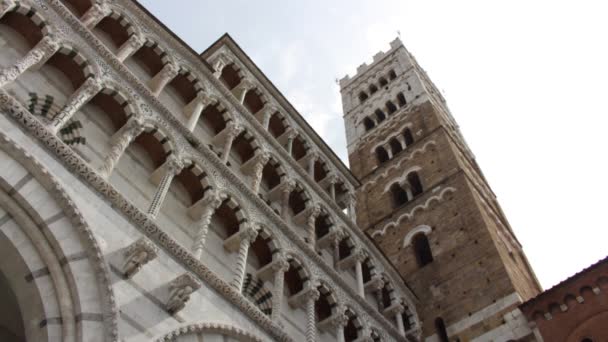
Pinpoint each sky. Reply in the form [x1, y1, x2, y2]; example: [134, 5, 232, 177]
[139, 0, 608, 290]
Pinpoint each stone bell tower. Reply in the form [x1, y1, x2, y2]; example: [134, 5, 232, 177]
[340, 38, 542, 341]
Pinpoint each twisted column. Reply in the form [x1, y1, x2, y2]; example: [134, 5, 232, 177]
[116, 34, 144, 62]
[0, 35, 59, 87]
[251, 154, 269, 194]
[191, 192, 223, 258]
[305, 288, 321, 342]
[147, 156, 183, 219]
[81, 2, 111, 28]
[49, 77, 103, 133]
[148, 63, 178, 97]
[280, 181, 295, 219]
[307, 205, 321, 246]
[231, 227, 258, 291]
[270, 256, 290, 322]
[185, 92, 212, 131]
[221, 123, 242, 164]
[97, 117, 144, 178]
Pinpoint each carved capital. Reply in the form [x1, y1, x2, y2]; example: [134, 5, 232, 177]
[126, 33, 145, 49]
[271, 256, 290, 273]
[122, 237, 158, 278]
[225, 121, 243, 139]
[241, 225, 259, 244]
[164, 155, 184, 176]
[166, 272, 201, 314]
[330, 313, 350, 329]
[159, 63, 179, 79]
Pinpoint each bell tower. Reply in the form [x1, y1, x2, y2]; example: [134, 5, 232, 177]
[340, 38, 542, 341]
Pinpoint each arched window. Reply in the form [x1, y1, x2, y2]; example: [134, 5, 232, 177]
[386, 101, 397, 115]
[413, 234, 433, 267]
[408, 172, 423, 196]
[363, 117, 375, 131]
[397, 93, 407, 107]
[358, 91, 368, 103]
[389, 70, 397, 80]
[435, 317, 449, 342]
[379, 77, 388, 87]
[389, 138, 402, 155]
[375, 146, 389, 164]
[375, 109, 386, 123]
[403, 128, 414, 146]
[369, 84, 378, 94]
[219, 63, 241, 90]
[390, 183, 408, 207]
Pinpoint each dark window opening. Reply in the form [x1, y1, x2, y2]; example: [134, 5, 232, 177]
[435, 317, 449, 342]
[408, 172, 423, 196]
[386, 101, 397, 115]
[389, 138, 402, 155]
[369, 84, 378, 94]
[390, 183, 409, 207]
[397, 93, 407, 107]
[315, 292, 332, 322]
[403, 128, 414, 146]
[219, 63, 241, 90]
[379, 77, 388, 87]
[389, 70, 397, 80]
[344, 315, 359, 342]
[375, 109, 386, 122]
[358, 91, 368, 103]
[375, 147, 389, 164]
[338, 238, 352, 260]
[413, 234, 433, 267]
[363, 117, 375, 131]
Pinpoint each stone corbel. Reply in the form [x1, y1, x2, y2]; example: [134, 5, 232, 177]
[364, 274, 384, 293]
[122, 237, 158, 278]
[317, 310, 348, 334]
[223, 225, 258, 253]
[317, 226, 343, 250]
[337, 247, 364, 271]
[187, 189, 224, 220]
[165, 273, 201, 314]
[287, 283, 319, 309]
[149, 155, 183, 185]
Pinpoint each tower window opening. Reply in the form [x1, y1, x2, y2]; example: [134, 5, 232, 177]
[386, 101, 397, 115]
[358, 91, 369, 103]
[435, 317, 449, 342]
[390, 183, 409, 207]
[369, 84, 378, 94]
[375, 109, 386, 123]
[407, 172, 423, 197]
[389, 70, 397, 80]
[413, 234, 433, 267]
[389, 138, 402, 155]
[403, 128, 414, 146]
[363, 117, 375, 131]
[397, 93, 407, 107]
[379, 77, 388, 87]
[375, 147, 389, 164]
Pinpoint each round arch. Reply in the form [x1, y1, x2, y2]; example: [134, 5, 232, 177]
[0, 132, 117, 341]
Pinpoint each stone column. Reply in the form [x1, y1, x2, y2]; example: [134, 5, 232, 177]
[0, 0, 16, 19]
[286, 131, 297, 155]
[185, 92, 211, 131]
[221, 123, 242, 164]
[396, 308, 406, 336]
[261, 107, 274, 129]
[307, 205, 321, 246]
[307, 153, 317, 177]
[355, 254, 365, 298]
[191, 192, 222, 259]
[233, 79, 254, 104]
[231, 227, 258, 291]
[81, 2, 111, 28]
[148, 63, 178, 97]
[49, 77, 103, 133]
[326, 174, 338, 201]
[147, 156, 183, 219]
[332, 233, 342, 267]
[116, 34, 144, 62]
[281, 181, 295, 219]
[305, 288, 321, 342]
[270, 256, 290, 322]
[346, 192, 357, 223]
[333, 314, 349, 342]
[97, 117, 144, 178]
[251, 154, 270, 194]
[0, 35, 60, 87]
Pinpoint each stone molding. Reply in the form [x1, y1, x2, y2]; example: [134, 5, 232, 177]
[154, 322, 265, 342]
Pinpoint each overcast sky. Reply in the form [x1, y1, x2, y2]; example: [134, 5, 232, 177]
[139, 0, 608, 289]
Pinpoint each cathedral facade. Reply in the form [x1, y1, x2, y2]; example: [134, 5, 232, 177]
[0, 0, 551, 341]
